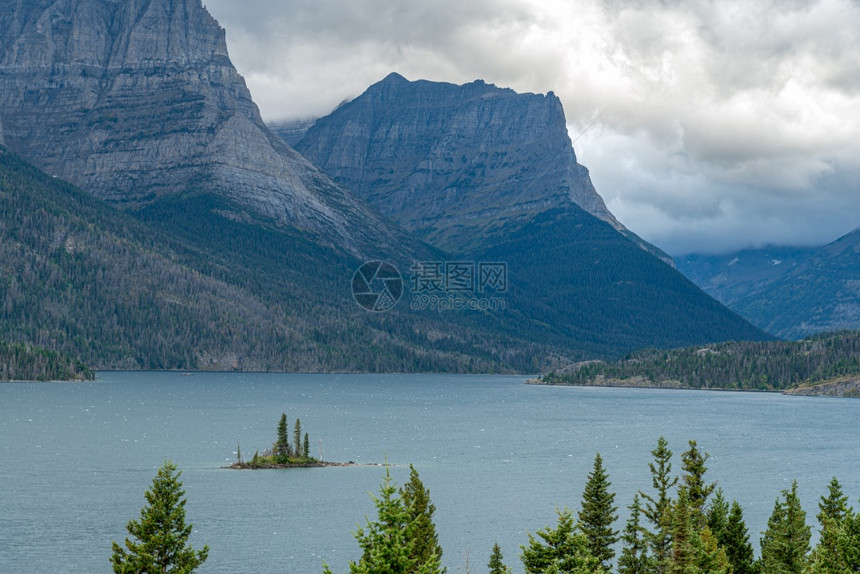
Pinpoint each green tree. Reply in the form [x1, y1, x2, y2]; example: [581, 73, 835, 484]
[578, 453, 618, 570]
[808, 477, 849, 573]
[834, 504, 860, 573]
[294, 418, 303, 458]
[520, 508, 604, 574]
[618, 494, 650, 574]
[236, 442, 242, 464]
[110, 461, 209, 574]
[488, 543, 512, 574]
[276, 413, 290, 458]
[722, 501, 756, 574]
[401, 465, 445, 574]
[324, 466, 443, 574]
[706, 488, 729, 542]
[639, 436, 678, 572]
[304, 432, 310, 458]
[760, 480, 810, 574]
[680, 440, 715, 522]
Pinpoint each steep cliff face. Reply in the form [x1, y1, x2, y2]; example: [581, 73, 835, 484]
[296, 73, 628, 251]
[0, 0, 410, 257]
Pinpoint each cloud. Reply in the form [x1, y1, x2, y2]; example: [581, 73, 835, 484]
[203, 0, 860, 255]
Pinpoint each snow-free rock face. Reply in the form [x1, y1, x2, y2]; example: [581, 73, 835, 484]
[0, 0, 410, 256]
[295, 73, 627, 251]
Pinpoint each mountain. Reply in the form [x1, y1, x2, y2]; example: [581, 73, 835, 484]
[295, 73, 652, 253]
[0, 145, 560, 371]
[270, 118, 317, 147]
[293, 74, 770, 353]
[676, 228, 860, 338]
[0, 0, 412, 258]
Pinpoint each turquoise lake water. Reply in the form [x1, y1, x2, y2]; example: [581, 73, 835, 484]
[1, 372, 858, 573]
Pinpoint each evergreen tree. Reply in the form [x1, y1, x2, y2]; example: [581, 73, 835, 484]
[618, 495, 650, 574]
[110, 461, 209, 574]
[722, 500, 756, 574]
[667, 488, 696, 574]
[760, 481, 810, 574]
[236, 442, 242, 464]
[294, 418, 303, 458]
[680, 440, 715, 522]
[578, 453, 619, 570]
[304, 432, 310, 458]
[488, 543, 512, 574]
[520, 508, 604, 574]
[706, 488, 729, 542]
[809, 480, 854, 574]
[324, 466, 443, 574]
[639, 436, 678, 572]
[401, 465, 445, 574]
[834, 504, 860, 573]
[276, 413, 290, 458]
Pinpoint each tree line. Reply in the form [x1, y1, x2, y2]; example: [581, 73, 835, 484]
[111, 438, 860, 573]
[0, 338, 93, 381]
[541, 331, 860, 391]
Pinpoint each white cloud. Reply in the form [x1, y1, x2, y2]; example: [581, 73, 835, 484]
[203, 0, 860, 255]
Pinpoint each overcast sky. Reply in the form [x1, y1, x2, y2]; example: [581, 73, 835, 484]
[203, 0, 860, 255]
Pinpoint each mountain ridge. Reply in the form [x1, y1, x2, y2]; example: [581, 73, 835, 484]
[676, 228, 860, 338]
[0, 0, 417, 258]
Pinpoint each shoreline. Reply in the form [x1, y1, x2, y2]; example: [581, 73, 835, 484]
[225, 461, 387, 470]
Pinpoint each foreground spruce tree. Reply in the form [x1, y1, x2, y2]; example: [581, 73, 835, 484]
[488, 543, 512, 574]
[722, 500, 756, 574]
[578, 453, 619, 570]
[618, 495, 649, 574]
[324, 466, 443, 574]
[520, 508, 604, 574]
[640, 436, 677, 573]
[760, 480, 810, 574]
[401, 465, 445, 574]
[110, 461, 209, 574]
[680, 440, 715, 521]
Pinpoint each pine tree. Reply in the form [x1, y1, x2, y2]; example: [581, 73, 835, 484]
[304, 432, 310, 458]
[639, 436, 678, 572]
[294, 418, 303, 458]
[324, 465, 443, 574]
[618, 495, 650, 574]
[722, 501, 756, 574]
[276, 413, 290, 458]
[236, 442, 242, 464]
[110, 461, 209, 574]
[760, 480, 810, 574]
[578, 453, 619, 570]
[834, 504, 860, 573]
[809, 478, 853, 574]
[706, 488, 729, 542]
[680, 440, 715, 522]
[488, 543, 511, 574]
[520, 508, 604, 574]
[401, 465, 445, 574]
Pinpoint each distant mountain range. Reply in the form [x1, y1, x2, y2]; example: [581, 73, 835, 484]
[0, 0, 771, 371]
[676, 228, 860, 338]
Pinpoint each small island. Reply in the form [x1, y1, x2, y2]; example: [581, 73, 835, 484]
[229, 413, 349, 469]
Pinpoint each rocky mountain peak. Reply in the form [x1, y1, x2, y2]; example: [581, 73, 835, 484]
[0, 0, 414, 257]
[295, 73, 626, 251]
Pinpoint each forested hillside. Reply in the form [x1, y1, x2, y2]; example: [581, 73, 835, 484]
[0, 339, 93, 381]
[539, 331, 860, 391]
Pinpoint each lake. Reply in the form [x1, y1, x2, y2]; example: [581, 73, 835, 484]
[1, 372, 858, 573]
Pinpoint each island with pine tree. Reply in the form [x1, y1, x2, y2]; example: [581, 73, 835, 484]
[228, 413, 357, 469]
